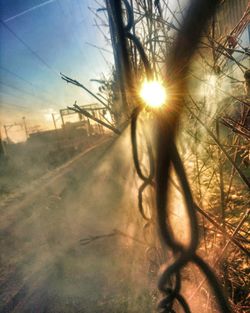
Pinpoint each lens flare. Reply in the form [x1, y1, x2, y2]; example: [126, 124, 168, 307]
[139, 80, 167, 108]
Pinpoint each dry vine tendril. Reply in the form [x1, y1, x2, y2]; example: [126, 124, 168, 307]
[109, 0, 232, 312]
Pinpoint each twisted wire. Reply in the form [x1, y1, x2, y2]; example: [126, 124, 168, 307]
[131, 107, 158, 271]
[109, 0, 232, 311]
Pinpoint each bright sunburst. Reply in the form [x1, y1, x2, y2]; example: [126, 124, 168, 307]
[139, 80, 167, 108]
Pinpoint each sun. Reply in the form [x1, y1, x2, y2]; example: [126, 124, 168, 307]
[139, 80, 167, 108]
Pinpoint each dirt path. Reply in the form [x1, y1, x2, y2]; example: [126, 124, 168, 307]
[0, 135, 152, 313]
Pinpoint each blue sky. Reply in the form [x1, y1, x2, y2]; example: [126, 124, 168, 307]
[0, 0, 113, 134]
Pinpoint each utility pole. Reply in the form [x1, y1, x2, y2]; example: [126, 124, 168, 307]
[3, 125, 9, 143]
[52, 113, 61, 148]
[22, 116, 29, 139]
[3, 122, 27, 144]
[59, 109, 65, 128]
[52, 113, 57, 130]
[0, 127, 6, 156]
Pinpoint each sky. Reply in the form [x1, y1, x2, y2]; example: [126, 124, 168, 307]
[0, 0, 113, 140]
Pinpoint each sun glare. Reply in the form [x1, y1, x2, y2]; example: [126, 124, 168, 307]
[139, 80, 167, 108]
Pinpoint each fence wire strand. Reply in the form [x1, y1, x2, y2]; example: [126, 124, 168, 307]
[108, 0, 233, 312]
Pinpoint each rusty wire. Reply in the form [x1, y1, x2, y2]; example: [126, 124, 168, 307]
[106, 0, 234, 312]
[154, 0, 232, 311]
[122, 0, 162, 274]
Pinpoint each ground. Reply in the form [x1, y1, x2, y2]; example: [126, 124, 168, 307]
[0, 134, 154, 313]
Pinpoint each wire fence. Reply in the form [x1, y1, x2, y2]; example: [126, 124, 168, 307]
[108, 0, 234, 312]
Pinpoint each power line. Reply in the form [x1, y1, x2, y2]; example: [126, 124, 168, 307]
[0, 81, 58, 108]
[0, 88, 27, 101]
[2, 1, 92, 80]
[0, 20, 58, 76]
[0, 89, 42, 110]
[0, 66, 59, 105]
[0, 100, 29, 111]
[85, 42, 113, 54]
[0, 81, 35, 98]
[0, 66, 33, 87]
